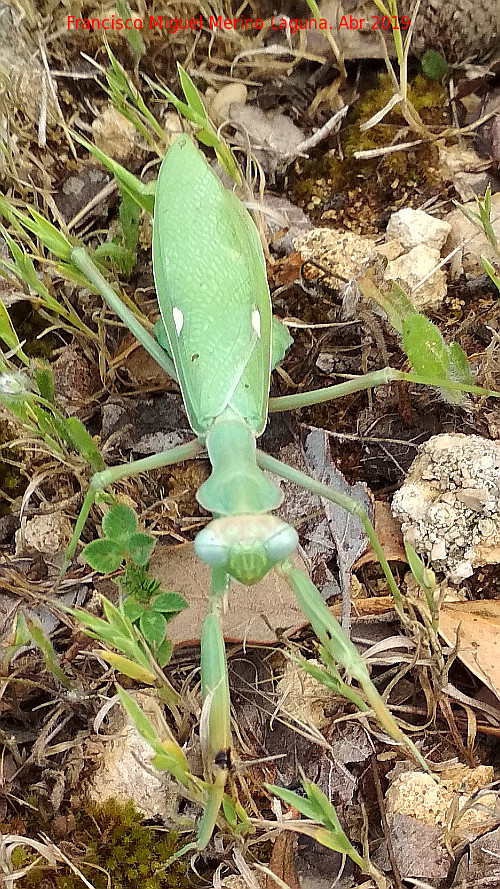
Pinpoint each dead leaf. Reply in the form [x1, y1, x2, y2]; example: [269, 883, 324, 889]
[267, 833, 300, 889]
[229, 104, 305, 172]
[123, 340, 175, 389]
[354, 501, 406, 568]
[302, 428, 372, 599]
[438, 600, 500, 701]
[150, 542, 395, 647]
[267, 252, 302, 288]
[385, 813, 452, 880]
[149, 544, 307, 646]
[452, 823, 500, 887]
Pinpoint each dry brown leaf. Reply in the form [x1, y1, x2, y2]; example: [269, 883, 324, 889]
[266, 833, 300, 889]
[149, 544, 307, 646]
[150, 545, 396, 647]
[354, 501, 406, 568]
[438, 600, 500, 701]
[267, 252, 302, 288]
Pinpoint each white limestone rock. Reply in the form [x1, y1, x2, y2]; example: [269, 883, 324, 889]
[84, 692, 181, 820]
[444, 192, 500, 278]
[384, 245, 447, 310]
[294, 227, 377, 283]
[392, 434, 500, 582]
[386, 208, 451, 253]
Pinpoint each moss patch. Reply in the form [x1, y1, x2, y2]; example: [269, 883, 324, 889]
[288, 73, 447, 233]
[13, 799, 197, 889]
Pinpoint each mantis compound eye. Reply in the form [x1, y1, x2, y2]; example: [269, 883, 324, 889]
[264, 523, 299, 563]
[194, 514, 298, 584]
[193, 525, 230, 568]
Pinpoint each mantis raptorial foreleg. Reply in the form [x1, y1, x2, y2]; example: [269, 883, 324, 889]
[256, 450, 403, 616]
[64, 439, 203, 568]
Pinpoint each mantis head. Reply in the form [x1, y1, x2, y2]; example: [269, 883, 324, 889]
[194, 514, 298, 585]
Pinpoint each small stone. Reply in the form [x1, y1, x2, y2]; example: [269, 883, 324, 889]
[386, 208, 451, 253]
[92, 105, 145, 164]
[294, 227, 377, 284]
[456, 488, 491, 512]
[431, 540, 446, 561]
[387, 769, 498, 835]
[84, 692, 181, 820]
[392, 434, 500, 579]
[16, 513, 73, 557]
[444, 192, 500, 277]
[384, 245, 447, 310]
[276, 660, 334, 730]
[375, 238, 403, 261]
[209, 83, 247, 124]
[52, 347, 100, 416]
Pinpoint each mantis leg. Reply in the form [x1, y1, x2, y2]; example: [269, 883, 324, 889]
[255, 449, 403, 615]
[70, 247, 177, 380]
[64, 439, 204, 567]
[198, 599, 232, 847]
[280, 562, 430, 772]
[268, 368, 499, 412]
[278, 561, 431, 775]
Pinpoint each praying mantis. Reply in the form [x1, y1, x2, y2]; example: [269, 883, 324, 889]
[63, 132, 493, 852]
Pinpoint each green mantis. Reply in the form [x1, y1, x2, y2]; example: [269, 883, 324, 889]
[57, 133, 497, 859]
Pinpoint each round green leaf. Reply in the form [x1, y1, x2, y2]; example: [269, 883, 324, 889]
[102, 503, 138, 542]
[81, 538, 124, 573]
[151, 592, 188, 615]
[122, 596, 147, 622]
[155, 638, 172, 668]
[139, 610, 167, 647]
[421, 49, 448, 81]
[127, 532, 156, 566]
[401, 314, 450, 379]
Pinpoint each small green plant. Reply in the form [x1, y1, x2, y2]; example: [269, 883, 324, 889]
[401, 314, 474, 405]
[405, 540, 438, 629]
[279, 561, 431, 774]
[0, 215, 100, 348]
[121, 569, 187, 668]
[267, 772, 385, 887]
[459, 185, 498, 253]
[82, 502, 155, 573]
[0, 359, 105, 471]
[93, 190, 141, 276]
[360, 279, 474, 405]
[458, 186, 500, 299]
[80, 503, 187, 667]
[421, 49, 449, 81]
[64, 592, 184, 726]
[363, 0, 434, 139]
[2, 611, 73, 688]
[144, 62, 242, 185]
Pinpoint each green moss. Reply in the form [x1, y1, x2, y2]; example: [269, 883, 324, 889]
[17, 799, 196, 889]
[0, 420, 24, 516]
[288, 72, 445, 223]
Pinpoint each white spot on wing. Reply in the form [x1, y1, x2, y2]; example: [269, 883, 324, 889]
[172, 307, 184, 335]
[251, 308, 261, 338]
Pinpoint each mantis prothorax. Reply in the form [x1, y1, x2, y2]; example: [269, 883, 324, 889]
[65, 134, 491, 852]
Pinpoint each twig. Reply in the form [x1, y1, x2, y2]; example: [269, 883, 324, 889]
[354, 139, 424, 159]
[285, 106, 349, 160]
[371, 753, 404, 889]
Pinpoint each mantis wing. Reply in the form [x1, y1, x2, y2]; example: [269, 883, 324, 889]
[153, 135, 272, 438]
